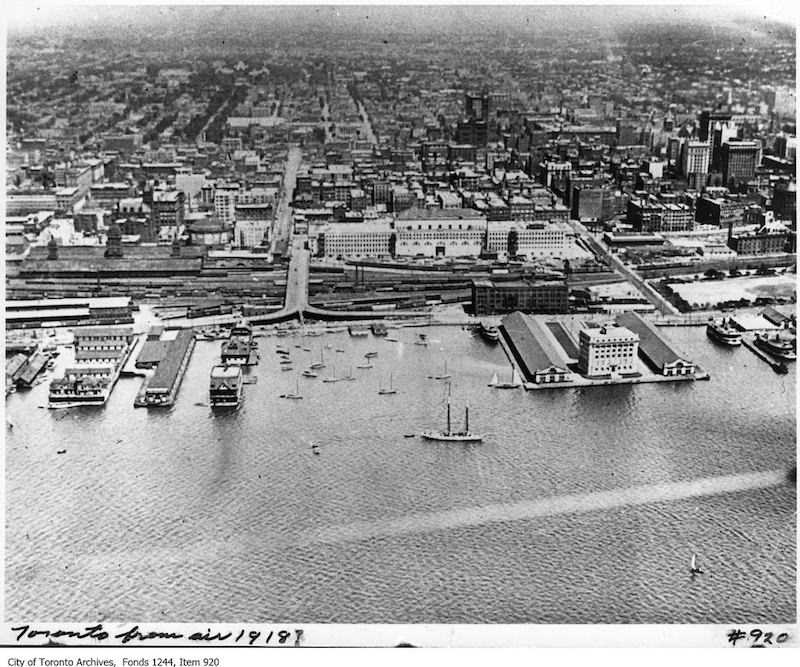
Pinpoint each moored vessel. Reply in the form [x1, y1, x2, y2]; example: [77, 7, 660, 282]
[209, 365, 243, 408]
[754, 333, 797, 360]
[478, 321, 501, 343]
[421, 382, 482, 443]
[706, 318, 742, 346]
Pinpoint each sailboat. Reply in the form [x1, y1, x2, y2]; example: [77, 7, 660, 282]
[322, 365, 341, 383]
[378, 373, 397, 395]
[428, 360, 451, 380]
[283, 376, 303, 400]
[310, 347, 326, 370]
[489, 365, 523, 389]
[342, 367, 356, 381]
[421, 382, 482, 442]
[690, 553, 703, 575]
[301, 369, 318, 378]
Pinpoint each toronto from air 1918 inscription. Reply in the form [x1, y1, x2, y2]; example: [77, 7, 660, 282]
[4, 3, 796, 637]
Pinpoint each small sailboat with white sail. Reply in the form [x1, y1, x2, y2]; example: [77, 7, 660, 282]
[489, 365, 523, 389]
[690, 553, 703, 575]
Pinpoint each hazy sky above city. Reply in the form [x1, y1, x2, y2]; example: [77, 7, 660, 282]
[6, 2, 797, 36]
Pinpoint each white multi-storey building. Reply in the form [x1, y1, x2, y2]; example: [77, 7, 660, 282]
[680, 140, 711, 177]
[311, 220, 393, 258]
[394, 209, 487, 258]
[485, 221, 576, 259]
[578, 323, 639, 377]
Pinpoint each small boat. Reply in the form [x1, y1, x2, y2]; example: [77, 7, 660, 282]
[356, 363, 373, 369]
[706, 318, 742, 346]
[56, 449, 66, 455]
[311, 442, 320, 456]
[335, 348, 346, 353]
[690, 553, 703, 575]
[281, 366, 294, 372]
[489, 366, 523, 389]
[302, 347, 311, 352]
[322, 366, 341, 383]
[428, 361, 451, 380]
[478, 321, 501, 343]
[283, 377, 303, 399]
[421, 382, 482, 443]
[404, 434, 415, 438]
[371, 322, 388, 336]
[386, 337, 399, 342]
[302, 369, 318, 378]
[379, 373, 397, 395]
[279, 358, 293, 365]
[364, 351, 378, 359]
[348, 325, 369, 337]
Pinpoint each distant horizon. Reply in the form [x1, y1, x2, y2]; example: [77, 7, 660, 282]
[6, 2, 797, 36]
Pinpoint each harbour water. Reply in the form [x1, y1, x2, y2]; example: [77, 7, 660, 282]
[5, 323, 796, 623]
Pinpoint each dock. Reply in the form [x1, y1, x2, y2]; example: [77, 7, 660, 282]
[741, 336, 787, 372]
[134, 330, 196, 407]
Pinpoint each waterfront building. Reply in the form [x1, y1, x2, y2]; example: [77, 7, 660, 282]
[615, 312, 696, 376]
[472, 279, 569, 316]
[577, 323, 639, 378]
[499, 311, 574, 384]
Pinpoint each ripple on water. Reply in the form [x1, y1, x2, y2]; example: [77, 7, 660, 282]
[5, 325, 796, 622]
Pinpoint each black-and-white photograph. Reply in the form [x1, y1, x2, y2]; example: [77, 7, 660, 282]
[3, 0, 797, 649]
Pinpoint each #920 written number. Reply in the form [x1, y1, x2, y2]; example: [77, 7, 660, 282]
[727, 628, 790, 647]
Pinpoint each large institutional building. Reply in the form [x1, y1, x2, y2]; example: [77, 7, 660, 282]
[577, 323, 640, 377]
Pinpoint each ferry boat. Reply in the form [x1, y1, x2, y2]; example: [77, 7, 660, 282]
[209, 365, 243, 408]
[754, 333, 797, 360]
[221, 321, 259, 365]
[706, 318, 742, 346]
[48, 367, 115, 408]
[478, 321, 501, 343]
[348, 325, 370, 337]
[421, 383, 482, 443]
[371, 323, 388, 336]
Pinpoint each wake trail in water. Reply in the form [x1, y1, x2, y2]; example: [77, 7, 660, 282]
[299, 469, 789, 547]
